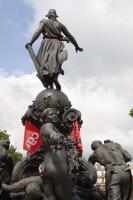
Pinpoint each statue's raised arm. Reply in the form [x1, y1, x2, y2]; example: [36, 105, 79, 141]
[25, 20, 46, 48]
[61, 24, 83, 52]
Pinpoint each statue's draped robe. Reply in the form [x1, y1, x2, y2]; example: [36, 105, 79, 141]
[37, 38, 66, 77]
[36, 19, 68, 77]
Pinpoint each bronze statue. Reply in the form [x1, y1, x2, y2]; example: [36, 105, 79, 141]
[39, 108, 72, 200]
[0, 139, 14, 178]
[89, 140, 132, 200]
[26, 9, 83, 90]
[0, 139, 14, 200]
[3, 7, 133, 200]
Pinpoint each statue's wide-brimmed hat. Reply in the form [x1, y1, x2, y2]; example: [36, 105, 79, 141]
[46, 9, 59, 18]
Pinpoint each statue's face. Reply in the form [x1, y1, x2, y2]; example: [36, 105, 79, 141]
[46, 109, 59, 123]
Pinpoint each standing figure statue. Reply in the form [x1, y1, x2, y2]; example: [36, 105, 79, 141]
[39, 108, 73, 200]
[89, 140, 132, 200]
[0, 139, 14, 199]
[0, 139, 14, 178]
[26, 9, 83, 90]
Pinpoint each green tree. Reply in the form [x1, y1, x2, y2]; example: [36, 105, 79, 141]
[9, 145, 23, 165]
[129, 108, 133, 118]
[0, 130, 23, 165]
[0, 130, 9, 140]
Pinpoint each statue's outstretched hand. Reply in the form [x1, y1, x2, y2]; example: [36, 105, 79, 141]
[25, 43, 32, 49]
[75, 46, 83, 53]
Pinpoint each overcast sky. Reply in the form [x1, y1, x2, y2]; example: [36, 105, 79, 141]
[0, 0, 133, 157]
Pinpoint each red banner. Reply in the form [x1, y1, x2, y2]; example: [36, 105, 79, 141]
[23, 120, 82, 153]
[23, 121, 42, 153]
[70, 120, 83, 151]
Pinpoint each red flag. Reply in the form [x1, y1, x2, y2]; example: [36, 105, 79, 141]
[70, 120, 83, 151]
[23, 121, 42, 153]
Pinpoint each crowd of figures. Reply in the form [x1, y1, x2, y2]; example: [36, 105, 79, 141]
[0, 89, 132, 200]
[0, 89, 104, 200]
[0, 141, 103, 200]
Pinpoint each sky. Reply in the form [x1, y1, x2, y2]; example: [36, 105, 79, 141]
[0, 0, 133, 157]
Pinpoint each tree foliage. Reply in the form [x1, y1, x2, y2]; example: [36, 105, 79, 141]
[0, 130, 23, 165]
[129, 108, 133, 118]
[9, 145, 23, 165]
[0, 130, 10, 140]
